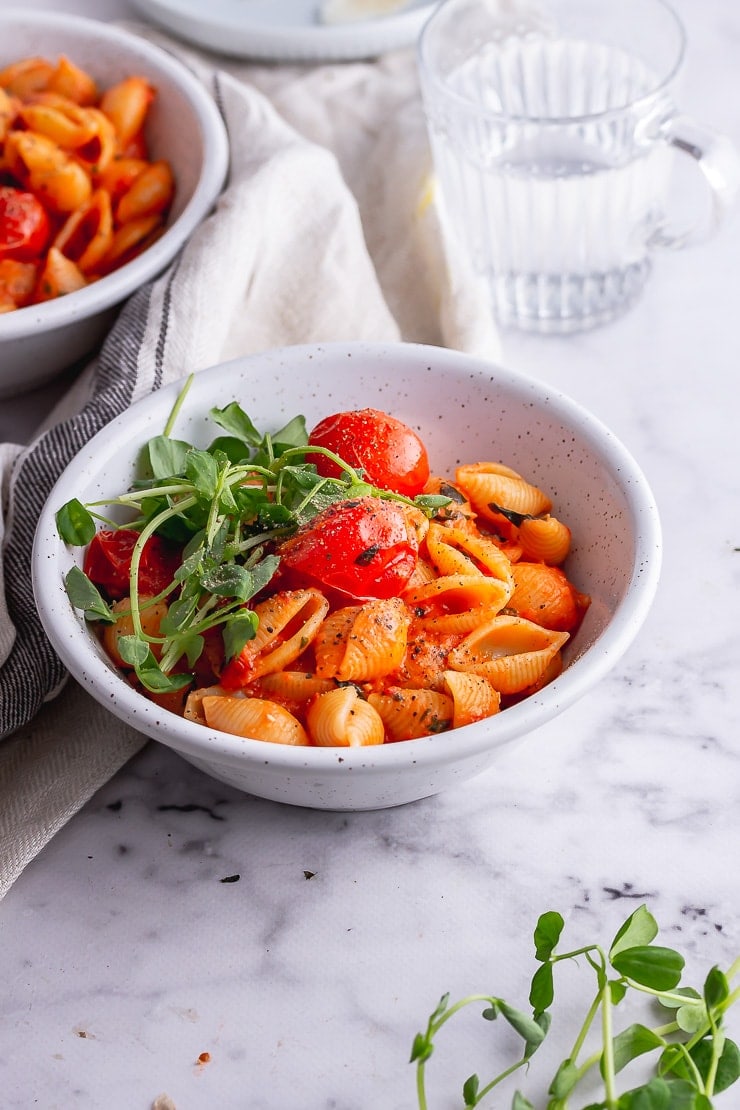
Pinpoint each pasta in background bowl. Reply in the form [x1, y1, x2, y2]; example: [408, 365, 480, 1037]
[0, 10, 228, 398]
[32, 342, 662, 811]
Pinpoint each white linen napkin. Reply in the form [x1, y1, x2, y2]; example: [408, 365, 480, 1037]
[0, 25, 500, 898]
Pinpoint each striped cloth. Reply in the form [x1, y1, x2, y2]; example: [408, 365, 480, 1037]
[0, 32, 499, 897]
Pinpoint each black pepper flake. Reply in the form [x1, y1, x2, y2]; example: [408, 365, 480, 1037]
[355, 544, 380, 566]
[303, 870, 316, 880]
[220, 874, 240, 883]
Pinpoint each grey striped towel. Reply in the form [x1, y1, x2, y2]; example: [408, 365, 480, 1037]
[0, 31, 499, 898]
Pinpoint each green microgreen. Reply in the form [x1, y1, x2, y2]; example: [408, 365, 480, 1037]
[411, 905, 739, 1109]
[56, 377, 452, 696]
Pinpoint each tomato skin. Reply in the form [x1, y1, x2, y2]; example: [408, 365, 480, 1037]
[83, 529, 181, 600]
[277, 497, 421, 602]
[308, 408, 430, 497]
[0, 187, 51, 262]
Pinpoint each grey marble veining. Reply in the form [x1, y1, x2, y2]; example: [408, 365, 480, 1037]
[4, 0, 740, 1106]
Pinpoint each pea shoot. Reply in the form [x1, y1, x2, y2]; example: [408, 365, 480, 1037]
[411, 905, 739, 1108]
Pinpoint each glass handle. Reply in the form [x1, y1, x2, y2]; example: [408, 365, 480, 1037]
[652, 114, 740, 249]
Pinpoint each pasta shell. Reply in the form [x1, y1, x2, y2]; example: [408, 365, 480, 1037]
[102, 596, 168, 667]
[5, 130, 92, 212]
[116, 160, 175, 223]
[306, 686, 385, 747]
[101, 214, 162, 270]
[19, 100, 97, 150]
[231, 588, 329, 682]
[258, 671, 335, 702]
[425, 521, 515, 586]
[0, 57, 54, 99]
[456, 462, 552, 521]
[443, 670, 501, 727]
[447, 615, 569, 695]
[518, 515, 571, 565]
[403, 573, 512, 617]
[53, 188, 113, 273]
[47, 56, 98, 106]
[99, 76, 154, 148]
[184, 684, 241, 725]
[36, 247, 87, 300]
[0, 88, 14, 143]
[368, 688, 454, 741]
[396, 628, 460, 690]
[410, 606, 503, 637]
[509, 563, 590, 632]
[201, 695, 309, 746]
[403, 555, 438, 591]
[314, 597, 411, 682]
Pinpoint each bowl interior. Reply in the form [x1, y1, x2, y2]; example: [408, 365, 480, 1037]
[32, 343, 662, 807]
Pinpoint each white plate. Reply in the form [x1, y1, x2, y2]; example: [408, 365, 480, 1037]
[129, 0, 436, 60]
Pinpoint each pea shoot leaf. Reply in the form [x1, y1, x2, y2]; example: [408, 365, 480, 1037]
[534, 910, 565, 961]
[222, 611, 258, 663]
[210, 402, 263, 445]
[64, 567, 115, 623]
[611, 946, 685, 991]
[610, 905, 659, 959]
[56, 499, 96, 545]
[529, 961, 555, 1015]
[185, 448, 219, 497]
[610, 1023, 665, 1074]
[146, 435, 190, 478]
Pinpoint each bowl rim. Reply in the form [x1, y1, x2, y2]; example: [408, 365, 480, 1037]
[32, 341, 663, 772]
[0, 8, 229, 339]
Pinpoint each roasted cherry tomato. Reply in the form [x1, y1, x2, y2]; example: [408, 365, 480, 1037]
[83, 529, 181, 600]
[0, 186, 51, 262]
[277, 496, 423, 602]
[307, 408, 430, 497]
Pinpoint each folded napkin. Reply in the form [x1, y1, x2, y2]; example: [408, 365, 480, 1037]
[0, 24, 500, 898]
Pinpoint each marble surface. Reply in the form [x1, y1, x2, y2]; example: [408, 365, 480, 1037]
[3, 0, 740, 1107]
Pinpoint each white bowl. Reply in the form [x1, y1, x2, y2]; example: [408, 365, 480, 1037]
[32, 342, 662, 810]
[0, 10, 229, 399]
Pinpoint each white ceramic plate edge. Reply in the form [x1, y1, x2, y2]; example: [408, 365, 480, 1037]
[129, 0, 436, 60]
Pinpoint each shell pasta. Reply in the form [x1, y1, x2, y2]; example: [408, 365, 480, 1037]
[0, 54, 174, 312]
[68, 405, 591, 748]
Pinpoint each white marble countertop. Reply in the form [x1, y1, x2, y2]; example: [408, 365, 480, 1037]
[3, 1, 740, 1108]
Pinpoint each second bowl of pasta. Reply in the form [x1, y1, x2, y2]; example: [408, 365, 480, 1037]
[32, 341, 662, 810]
[0, 10, 228, 398]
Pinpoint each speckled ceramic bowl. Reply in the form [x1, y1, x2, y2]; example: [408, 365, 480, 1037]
[0, 10, 229, 398]
[32, 342, 662, 810]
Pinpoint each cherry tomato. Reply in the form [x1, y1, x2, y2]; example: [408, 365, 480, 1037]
[277, 497, 422, 602]
[83, 529, 181, 600]
[0, 186, 51, 262]
[307, 408, 430, 497]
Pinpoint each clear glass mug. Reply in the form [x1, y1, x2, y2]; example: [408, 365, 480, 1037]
[417, 0, 740, 334]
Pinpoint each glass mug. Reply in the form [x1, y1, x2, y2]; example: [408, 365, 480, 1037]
[417, 0, 740, 334]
